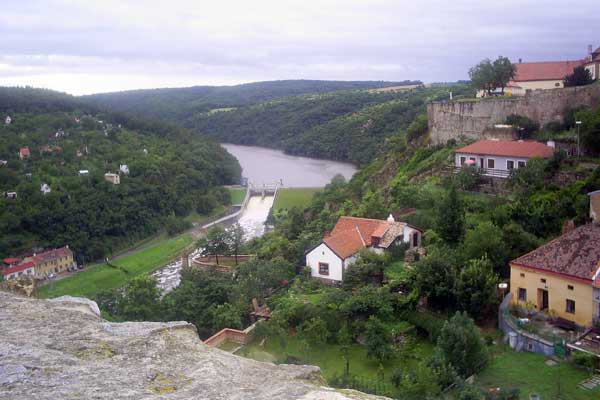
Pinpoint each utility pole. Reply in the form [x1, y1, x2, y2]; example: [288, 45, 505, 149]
[576, 120, 582, 157]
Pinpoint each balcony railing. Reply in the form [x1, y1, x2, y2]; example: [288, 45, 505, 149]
[453, 166, 510, 178]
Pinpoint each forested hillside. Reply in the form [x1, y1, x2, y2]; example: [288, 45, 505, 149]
[0, 87, 240, 262]
[88, 81, 472, 165]
[84, 80, 419, 121]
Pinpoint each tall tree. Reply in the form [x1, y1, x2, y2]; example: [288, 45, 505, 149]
[469, 59, 496, 95]
[456, 257, 499, 320]
[436, 312, 488, 377]
[226, 223, 245, 265]
[119, 276, 162, 321]
[492, 56, 517, 94]
[364, 316, 394, 363]
[436, 184, 465, 245]
[198, 225, 230, 265]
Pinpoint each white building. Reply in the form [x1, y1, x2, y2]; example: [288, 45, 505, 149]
[119, 164, 129, 175]
[104, 173, 120, 185]
[5, 116, 11, 125]
[455, 139, 555, 178]
[79, 170, 89, 177]
[306, 215, 422, 283]
[1, 261, 35, 280]
[40, 183, 51, 195]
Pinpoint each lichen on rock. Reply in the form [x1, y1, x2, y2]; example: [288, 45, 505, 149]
[0, 292, 388, 399]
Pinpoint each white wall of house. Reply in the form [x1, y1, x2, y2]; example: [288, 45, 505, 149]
[3, 267, 34, 280]
[402, 226, 421, 248]
[585, 62, 600, 80]
[455, 152, 530, 176]
[306, 243, 345, 282]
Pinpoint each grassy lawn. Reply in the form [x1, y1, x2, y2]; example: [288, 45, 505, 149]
[38, 234, 193, 299]
[476, 346, 600, 400]
[184, 205, 228, 224]
[228, 187, 247, 204]
[274, 188, 322, 211]
[237, 335, 434, 396]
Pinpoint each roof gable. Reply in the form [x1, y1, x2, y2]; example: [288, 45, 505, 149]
[511, 224, 600, 281]
[323, 228, 366, 260]
[456, 140, 554, 159]
[2, 261, 35, 275]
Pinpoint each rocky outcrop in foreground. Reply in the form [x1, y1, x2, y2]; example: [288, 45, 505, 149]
[0, 292, 385, 399]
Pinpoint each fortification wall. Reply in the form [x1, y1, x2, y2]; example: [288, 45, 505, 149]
[428, 83, 600, 145]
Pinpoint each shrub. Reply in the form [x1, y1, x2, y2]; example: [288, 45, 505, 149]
[571, 351, 598, 371]
[505, 114, 539, 138]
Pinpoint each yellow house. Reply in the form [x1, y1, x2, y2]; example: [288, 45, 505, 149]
[510, 193, 600, 327]
[25, 246, 75, 278]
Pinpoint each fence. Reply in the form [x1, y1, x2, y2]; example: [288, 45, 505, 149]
[498, 293, 557, 356]
[203, 322, 259, 347]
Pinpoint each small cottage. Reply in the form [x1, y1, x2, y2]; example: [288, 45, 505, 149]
[119, 164, 129, 175]
[306, 215, 422, 283]
[19, 147, 30, 160]
[455, 139, 555, 178]
[5, 116, 11, 125]
[40, 183, 51, 195]
[79, 170, 89, 177]
[104, 173, 120, 185]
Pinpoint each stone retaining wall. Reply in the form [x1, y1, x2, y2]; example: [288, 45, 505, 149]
[428, 83, 600, 145]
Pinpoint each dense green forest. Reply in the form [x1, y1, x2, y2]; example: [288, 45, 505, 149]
[87, 80, 473, 165]
[84, 80, 420, 121]
[0, 87, 240, 262]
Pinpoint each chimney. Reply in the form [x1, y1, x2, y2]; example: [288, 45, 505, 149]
[518, 58, 522, 63]
[387, 214, 395, 223]
[588, 190, 600, 223]
[589, 44, 593, 61]
[562, 220, 575, 235]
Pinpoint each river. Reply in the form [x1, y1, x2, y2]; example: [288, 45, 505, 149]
[152, 144, 357, 293]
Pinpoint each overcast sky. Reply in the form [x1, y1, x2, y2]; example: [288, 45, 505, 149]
[1, 0, 598, 95]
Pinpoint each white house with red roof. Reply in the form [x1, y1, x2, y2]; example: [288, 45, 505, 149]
[479, 46, 600, 97]
[2, 261, 35, 280]
[19, 147, 30, 160]
[305, 215, 422, 283]
[455, 139, 555, 178]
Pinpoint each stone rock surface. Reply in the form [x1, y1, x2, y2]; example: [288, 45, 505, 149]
[0, 292, 386, 400]
[427, 83, 600, 145]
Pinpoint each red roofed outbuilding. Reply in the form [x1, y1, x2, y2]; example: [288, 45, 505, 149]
[19, 147, 30, 160]
[306, 216, 422, 283]
[455, 139, 555, 178]
[2, 261, 35, 280]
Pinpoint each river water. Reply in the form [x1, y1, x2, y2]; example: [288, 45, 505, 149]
[152, 145, 357, 294]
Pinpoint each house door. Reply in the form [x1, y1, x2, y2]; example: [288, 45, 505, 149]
[537, 289, 549, 311]
[480, 158, 484, 168]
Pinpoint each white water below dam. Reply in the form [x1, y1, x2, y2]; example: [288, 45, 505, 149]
[152, 144, 357, 295]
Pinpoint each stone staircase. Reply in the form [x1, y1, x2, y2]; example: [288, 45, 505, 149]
[578, 374, 600, 391]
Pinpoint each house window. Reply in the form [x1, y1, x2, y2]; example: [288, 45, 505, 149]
[518, 288, 527, 301]
[412, 232, 419, 247]
[518, 161, 526, 168]
[487, 158, 495, 169]
[460, 156, 466, 165]
[507, 160, 515, 170]
[540, 278, 546, 284]
[520, 273, 525, 278]
[566, 299, 576, 314]
[567, 285, 574, 291]
[318, 262, 329, 276]
[469, 157, 476, 163]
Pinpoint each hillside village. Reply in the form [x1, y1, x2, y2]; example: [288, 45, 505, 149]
[4, 48, 600, 399]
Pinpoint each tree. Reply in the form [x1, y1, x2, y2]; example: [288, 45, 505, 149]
[492, 56, 517, 94]
[198, 225, 230, 265]
[414, 250, 457, 310]
[119, 276, 162, 321]
[436, 184, 465, 245]
[461, 221, 508, 275]
[458, 385, 485, 400]
[395, 362, 442, 400]
[456, 257, 499, 320]
[235, 258, 295, 302]
[505, 114, 539, 139]
[364, 316, 394, 363]
[226, 223, 245, 265]
[298, 317, 329, 346]
[564, 66, 594, 87]
[469, 58, 497, 95]
[436, 312, 488, 377]
[342, 250, 387, 290]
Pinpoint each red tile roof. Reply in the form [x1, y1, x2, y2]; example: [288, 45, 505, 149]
[513, 59, 586, 82]
[28, 247, 72, 265]
[20, 147, 30, 157]
[2, 261, 35, 276]
[324, 228, 366, 259]
[456, 140, 554, 158]
[3, 257, 20, 265]
[511, 224, 600, 282]
[330, 216, 389, 246]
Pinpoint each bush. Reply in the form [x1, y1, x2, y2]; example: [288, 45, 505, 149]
[505, 114, 539, 138]
[571, 351, 598, 371]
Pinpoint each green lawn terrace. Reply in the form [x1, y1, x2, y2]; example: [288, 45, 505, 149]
[224, 333, 435, 398]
